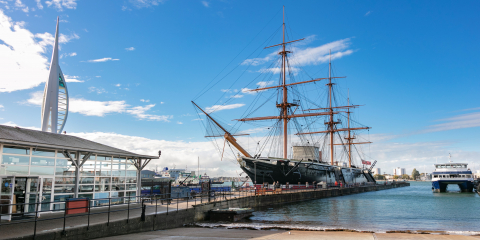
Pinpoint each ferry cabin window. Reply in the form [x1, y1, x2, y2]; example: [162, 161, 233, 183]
[434, 175, 438, 178]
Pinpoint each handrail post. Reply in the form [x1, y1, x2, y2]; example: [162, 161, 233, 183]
[127, 196, 130, 223]
[107, 198, 111, 226]
[34, 202, 38, 239]
[87, 200, 91, 230]
[62, 200, 67, 235]
[154, 195, 158, 230]
[177, 193, 179, 212]
[166, 194, 168, 215]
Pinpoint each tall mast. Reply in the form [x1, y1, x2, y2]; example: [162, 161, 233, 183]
[328, 50, 334, 165]
[347, 91, 352, 167]
[281, 6, 288, 159]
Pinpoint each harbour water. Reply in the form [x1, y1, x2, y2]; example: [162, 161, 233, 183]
[204, 181, 480, 234]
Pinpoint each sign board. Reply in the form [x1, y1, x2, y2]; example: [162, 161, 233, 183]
[66, 198, 89, 215]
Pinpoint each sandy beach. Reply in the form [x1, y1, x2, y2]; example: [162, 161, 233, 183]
[98, 227, 480, 240]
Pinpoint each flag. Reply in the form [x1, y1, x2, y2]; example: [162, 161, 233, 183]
[362, 160, 371, 165]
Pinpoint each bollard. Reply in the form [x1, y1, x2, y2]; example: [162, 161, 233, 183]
[34, 202, 38, 239]
[87, 200, 91, 230]
[141, 200, 146, 221]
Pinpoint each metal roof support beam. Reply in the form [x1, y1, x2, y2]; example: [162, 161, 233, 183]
[74, 151, 80, 198]
[132, 158, 153, 197]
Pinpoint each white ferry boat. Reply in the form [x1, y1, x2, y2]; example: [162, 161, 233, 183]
[431, 162, 474, 192]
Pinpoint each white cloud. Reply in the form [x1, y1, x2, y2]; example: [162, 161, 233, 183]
[192, 118, 203, 121]
[95, 76, 101, 78]
[25, 91, 172, 120]
[229, 94, 243, 99]
[64, 75, 83, 83]
[424, 111, 480, 133]
[86, 58, 119, 63]
[88, 86, 106, 94]
[129, 0, 165, 8]
[115, 84, 121, 87]
[0, 10, 79, 92]
[242, 38, 354, 69]
[177, 121, 183, 124]
[45, 0, 77, 11]
[61, 52, 76, 58]
[201, 1, 209, 7]
[205, 103, 245, 113]
[160, 102, 164, 104]
[2, 121, 41, 130]
[256, 81, 274, 88]
[35, 0, 43, 9]
[126, 104, 172, 121]
[69, 131, 242, 176]
[125, 47, 135, 51]
[365, 11, 371, 16]
[0, 104, 4, 111]
[140, 99, 150, 102]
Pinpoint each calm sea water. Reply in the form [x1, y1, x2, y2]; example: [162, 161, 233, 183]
[206, 182, 480, 234]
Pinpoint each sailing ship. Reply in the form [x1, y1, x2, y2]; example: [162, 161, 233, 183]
[193, 8, 376, 186]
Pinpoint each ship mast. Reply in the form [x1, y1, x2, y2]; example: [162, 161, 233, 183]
[328, 50, 335, 165]
[281, 6, 288, 159]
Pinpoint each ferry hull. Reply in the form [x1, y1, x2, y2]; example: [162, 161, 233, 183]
[239, 157, 375, 186]
[432, 180, 474, 193]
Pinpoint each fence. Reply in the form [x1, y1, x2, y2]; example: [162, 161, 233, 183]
[0, 182, 380, 239]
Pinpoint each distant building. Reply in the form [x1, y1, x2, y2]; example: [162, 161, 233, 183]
[373, 168, 381, 175]
[419, 173, 431, 181]
[384, 174, 394, 180]
[141, 170, 157, 179]
[474, 170, 480, 179]
[393, 167, 406, 176]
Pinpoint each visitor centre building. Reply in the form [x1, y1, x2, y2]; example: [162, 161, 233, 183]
[0, 125, 157, 215]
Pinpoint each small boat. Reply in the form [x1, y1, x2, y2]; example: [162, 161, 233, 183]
[431, 157, 474, 192]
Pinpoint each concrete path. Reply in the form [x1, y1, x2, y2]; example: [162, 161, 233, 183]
[97, 228, 480, 240]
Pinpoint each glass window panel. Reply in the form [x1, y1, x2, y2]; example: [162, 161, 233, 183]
[80, 177, 94, 184]
[55, 177, 75, 184]
[54, 194, 73, 202]
[78, 193, 93, 199]
[2, 146, 30, 155]
[95, 184, 111, 192]
[95, 177, 111, 184]
[56, 152, 76, 159]
[111, 177, 125, 184]
[55, 167, 75, 176]
[42, 178, 53, 193]
[31, 157, 55, 166]
[126, 171, 137, 177]
[98, 163, 111, 170]
[81, 160, 96, 170]
[79, 185, 94, 192]
[30, 167, 54, 175]
[112, 162, 126, 170]
[113, 157, 125, 162]
[2, 155, 30, 165]
[41, 194, 51, 211]
[55, 159, 70, 166]
[113, 184, 125, 191]
[126, 184, 136, 190]
[54, 185, 75, 193]
[80, 170, 95, 176]
[111, 170, 125, 177]
[97, 170, 110, 176]
[32, 149, 56, 157]
[80, 154, 96, 160]
[94, 192, 109, 199]
[5, 166, 29, 175]
[97, 155, 112, 161]
[125, 177, 136, 183]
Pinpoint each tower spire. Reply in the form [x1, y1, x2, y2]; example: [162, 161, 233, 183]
[41, 17, 69, 134]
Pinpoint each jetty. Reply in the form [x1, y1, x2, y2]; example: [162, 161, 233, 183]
[0, 182, 409, 240]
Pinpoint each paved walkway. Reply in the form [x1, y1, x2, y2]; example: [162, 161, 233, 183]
[97, 228, 480, 240]
[0, 191, 254, 239]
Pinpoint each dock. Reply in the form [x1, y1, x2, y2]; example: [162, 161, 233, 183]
[0, 182, 409, 240]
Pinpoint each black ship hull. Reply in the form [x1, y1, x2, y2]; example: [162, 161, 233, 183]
[239, 157, 375, 185]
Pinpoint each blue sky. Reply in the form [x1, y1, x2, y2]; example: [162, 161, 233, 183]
[1, 0, 479, 176]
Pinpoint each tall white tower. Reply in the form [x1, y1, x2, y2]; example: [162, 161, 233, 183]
[41, 17, 69, 133]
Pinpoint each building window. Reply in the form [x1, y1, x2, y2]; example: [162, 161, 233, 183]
[2, 146, 30, 155]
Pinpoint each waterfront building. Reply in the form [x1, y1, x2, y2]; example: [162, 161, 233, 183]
[141, 170, 157, 179]
[41, 17, 69, 134]
[373, 168, 381, 175]
[0, 125, 157, 217]
[393, 167, 406, 176]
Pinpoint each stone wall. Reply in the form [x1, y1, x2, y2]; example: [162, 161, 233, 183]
[193, 182, 410, 221]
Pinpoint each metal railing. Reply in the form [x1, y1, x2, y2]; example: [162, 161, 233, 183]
[0, 182, 392, 239]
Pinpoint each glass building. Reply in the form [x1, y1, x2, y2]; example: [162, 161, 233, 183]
[0, 125, 156, 217]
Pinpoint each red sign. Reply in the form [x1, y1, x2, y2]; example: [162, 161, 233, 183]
[66, 198, 88, 215]
[362, 160, 371, 165]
